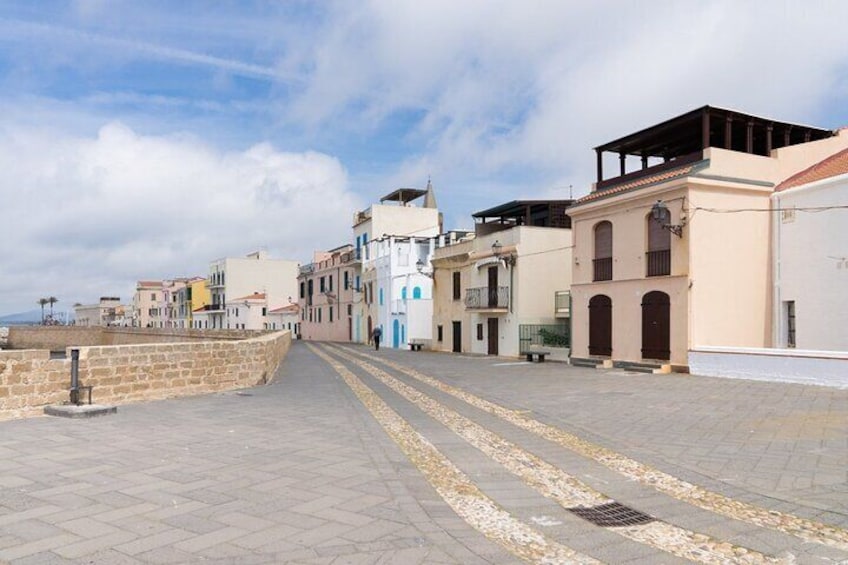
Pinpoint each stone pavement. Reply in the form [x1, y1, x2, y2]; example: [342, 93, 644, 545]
[0, 341, 845, 564]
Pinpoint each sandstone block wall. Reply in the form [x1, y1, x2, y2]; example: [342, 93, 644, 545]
[7, 326, 260, 350]
[0, 330, 291, 421]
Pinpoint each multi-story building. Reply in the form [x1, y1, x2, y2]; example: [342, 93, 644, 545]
[74, 297, 122, 327]
[133, 281, 164, 327]
[567, 105, 847, 369]
[174, 277, 210, 329]
[203, 250, 299, 330]
[431, 201, 573, 358]
[353, 183, 441, 347]
[297, 245, 359, 341]
[159, 279, 188, 328]
[266, 304, 299, 333]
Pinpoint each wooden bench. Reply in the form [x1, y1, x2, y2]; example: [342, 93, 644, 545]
[524, 350, 550, 363]
[409, 341, 424, 351]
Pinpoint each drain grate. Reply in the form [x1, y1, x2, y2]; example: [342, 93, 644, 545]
[568, 502, 654, 527]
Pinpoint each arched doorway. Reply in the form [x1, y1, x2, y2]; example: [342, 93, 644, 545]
[588, 294, 612, 356]
[392, 319, 400, 348]
[641, 291, 670, 360]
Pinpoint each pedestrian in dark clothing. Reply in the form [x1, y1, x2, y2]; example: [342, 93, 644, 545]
[371, 327, 382, 351]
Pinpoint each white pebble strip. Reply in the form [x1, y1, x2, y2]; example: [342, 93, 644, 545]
[309, 344, 600, 565]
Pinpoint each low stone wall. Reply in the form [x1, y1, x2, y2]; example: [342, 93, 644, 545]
[0, 330, 291, 421]
[6, 326, 260, 350]
[689, 346, 848, 389]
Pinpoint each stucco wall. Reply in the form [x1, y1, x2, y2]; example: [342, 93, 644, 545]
[7, 326, 260, 350]
[0, 330, 291, 421]
[689, 346, 848, 389]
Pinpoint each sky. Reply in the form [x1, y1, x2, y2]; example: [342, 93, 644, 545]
[1, 0, 848, 316]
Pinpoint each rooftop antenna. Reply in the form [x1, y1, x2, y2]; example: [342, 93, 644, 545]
[569, 184, 573, 199]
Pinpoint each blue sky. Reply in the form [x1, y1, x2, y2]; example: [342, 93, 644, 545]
[1, 1, 848, 315]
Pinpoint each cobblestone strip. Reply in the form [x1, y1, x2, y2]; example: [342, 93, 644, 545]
[326, 345, 784, 565]
[307, 344, 600, 565]
[338, 345, 848, 553]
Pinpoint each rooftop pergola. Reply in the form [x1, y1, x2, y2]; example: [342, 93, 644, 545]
[594, 106, 834, 191]
[380, 188, 427, 204]
[472, 200, 574, 229]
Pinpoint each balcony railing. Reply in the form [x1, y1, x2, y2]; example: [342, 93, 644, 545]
[201, 303, 226, 311]
[646, 249, 671, 277]
[593, 257, 612, 281]
[465, 286, 509, 309]
[554, 290, 571, 316]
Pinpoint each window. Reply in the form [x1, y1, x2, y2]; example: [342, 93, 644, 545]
[477, 323, 483, 340]
[379, 288, 383, 305]
[300, 282, 305, 299]
[344, 271, 349, 290]
[318, 308, 322, 323]
[593, 221, 613, 281]
[329, 307, 333, 322]
[413, 286, 422, 299]
[320, 277, 326, 293]
[646, 212, 671, 277]
[151, 293, 156, 301]
[329, 275, 333, 292]
[452, 272, 461, 300]
[437, 325, 443, 342]
[262, 307, 267, 316]
[401, 287, 407, 300]
[347, 304, 352, 316]
[785, 301, 796, 348]
[355, 275, 361, 292]
[235, 308, 239, 317]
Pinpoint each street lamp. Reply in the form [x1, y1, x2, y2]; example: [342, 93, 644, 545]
[416, 259, 434, 278]
[491, 240, 516, 266]
[651, 200, 686, 238]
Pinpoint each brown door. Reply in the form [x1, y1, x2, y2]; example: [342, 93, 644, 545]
[588, 295, 612, 356]
[348, 317, 352, 341]
[487, 266, 498, 307]
[452, 321, 462, 353]
[487, 317, 499, 355]
[641, 291, 670, 360]
[367, 316, 372, 342]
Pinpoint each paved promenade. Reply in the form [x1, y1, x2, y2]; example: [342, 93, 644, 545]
[0, 342, 845, 564]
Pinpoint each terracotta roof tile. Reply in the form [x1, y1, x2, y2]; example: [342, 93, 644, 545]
[137, 280, 163, 287]
[269, 304, 299, 314]
[776, 147, 848, 191]
[574, 165, 695, 206]
[233, 292, 266, 301]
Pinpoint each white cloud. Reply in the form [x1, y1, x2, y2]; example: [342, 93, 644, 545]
[0, 121, 360, 314]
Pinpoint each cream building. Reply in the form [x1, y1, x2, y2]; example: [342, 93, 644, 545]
[206, 250, 299, 330]
[568, 106, 848, 369]
[297, 245, 359, 342]
[431, 201, 573, 358]
[353, 183, 441, 346]
[133, 281, 163, 328]
[74, 297, 122, 327]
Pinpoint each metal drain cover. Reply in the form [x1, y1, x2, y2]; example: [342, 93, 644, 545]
[568, 502, 654, 527]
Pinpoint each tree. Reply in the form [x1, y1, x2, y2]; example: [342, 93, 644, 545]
[47, 296, 58, 318]
[37, 298, 49, 324]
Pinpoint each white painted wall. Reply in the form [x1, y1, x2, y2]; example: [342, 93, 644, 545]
[772, 173, 848, 351]
[690, 346, 848, 389]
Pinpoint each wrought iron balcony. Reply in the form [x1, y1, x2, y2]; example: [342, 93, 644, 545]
[646, 249, 671, 277]
[593, 257, 612, 282]
[202, 303, 226, 312]
[465, 286, 509, 310]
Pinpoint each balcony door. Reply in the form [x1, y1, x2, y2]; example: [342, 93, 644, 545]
[487, 266, 498, 307]
[487, 317, 499, 355]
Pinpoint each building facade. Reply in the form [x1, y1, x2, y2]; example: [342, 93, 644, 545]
[133, 281, 164, 328]
[568, 106, 848, 369]
[297, 245, 359, 342]
[74, 297, 123, 327]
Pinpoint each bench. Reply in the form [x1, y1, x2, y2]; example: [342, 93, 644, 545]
[524, 350, 550, 363]
[409, 341, 424, 351]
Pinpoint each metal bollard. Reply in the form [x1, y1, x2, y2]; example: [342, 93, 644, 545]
[70, 348, 80, 405]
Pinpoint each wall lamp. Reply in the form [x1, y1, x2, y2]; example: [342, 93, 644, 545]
[491, 240, 516, 266]
[415, 259, 434, 278]
[651, 200, 686, 238]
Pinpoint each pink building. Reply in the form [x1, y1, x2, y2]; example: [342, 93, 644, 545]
[297, 244, 360, 342]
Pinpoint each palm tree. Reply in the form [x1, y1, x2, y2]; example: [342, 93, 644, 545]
[37, 298, 49, 324]
[47, 297, 58, 320]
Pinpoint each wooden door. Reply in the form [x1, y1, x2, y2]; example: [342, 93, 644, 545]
[487, 266, 498, 307]
[588, 294, 612, 356]
[452, 321, 462, 353]
[641, 291, 670, 360]
[487, 317, 499, 355]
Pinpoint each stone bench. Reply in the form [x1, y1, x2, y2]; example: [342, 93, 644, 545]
[524, 350, 550, 363]
[409, 341, 424, 351]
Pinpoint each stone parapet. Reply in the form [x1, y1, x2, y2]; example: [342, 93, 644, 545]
[7, 326, 261, 350]
[0, 330, 291, 421]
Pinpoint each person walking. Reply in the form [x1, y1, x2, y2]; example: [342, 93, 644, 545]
[371, 326, 382, 351]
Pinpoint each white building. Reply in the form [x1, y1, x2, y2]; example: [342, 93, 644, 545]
[266, 304, 299, 333]
[206, 250, 299, 330]
[772, 147, 848, 351]
[354, 183, 441, 347]
[74, 297, 123, 327]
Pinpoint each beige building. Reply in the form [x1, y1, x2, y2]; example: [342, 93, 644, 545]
[133, 281, 164, 328]
[206, 250, 299, 330]
[74, 297, 122, 327]
[568, 106, 848, 369]
[431, 201, 573, 358]
[297, 245, 359, 342]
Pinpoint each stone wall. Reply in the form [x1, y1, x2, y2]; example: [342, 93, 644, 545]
[0, 330, 291, 421]
[6, 326, 260, 350]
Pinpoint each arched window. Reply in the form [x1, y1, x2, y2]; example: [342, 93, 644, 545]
[646, 211, 671, 277]
[401, 287, 407, 300]
[413, 286, 422, 299]
[593, 221, 613, 281]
